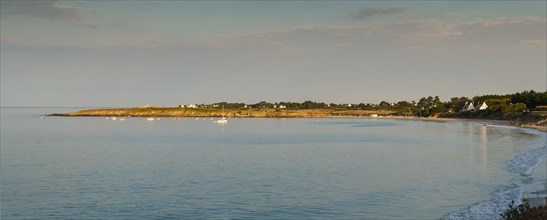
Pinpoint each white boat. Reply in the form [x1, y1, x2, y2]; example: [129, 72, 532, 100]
[216, 117, 228, 124]
[146, 117, 154, 121]
[215, 105, 228, 124]
[111, 117, 117, 121]
[119, 118, 126, 121]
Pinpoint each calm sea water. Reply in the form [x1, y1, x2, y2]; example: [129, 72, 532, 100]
[1, 107, 546, 219]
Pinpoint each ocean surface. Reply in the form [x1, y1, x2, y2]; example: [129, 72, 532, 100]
[1, 107, 546, 219]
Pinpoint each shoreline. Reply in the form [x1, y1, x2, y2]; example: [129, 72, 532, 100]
[384, 116, 546, 132]
[47, 107, 396, 118]
[443, 125, 547, 219]
[49, 108, 546, 132]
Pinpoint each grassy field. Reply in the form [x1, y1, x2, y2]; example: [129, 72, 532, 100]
[49, 107, 395, 118]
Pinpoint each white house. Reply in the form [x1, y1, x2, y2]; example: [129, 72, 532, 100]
[461, 102, 488, 112]
[462, 102, 475, 111]
[278, 105, 287, 109]
[478, 102, 488, 110]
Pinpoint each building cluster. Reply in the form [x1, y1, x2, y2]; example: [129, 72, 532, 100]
[462, 102, 488, 112]
[179, 104, 199, 108]
[178, 103, 290, 109]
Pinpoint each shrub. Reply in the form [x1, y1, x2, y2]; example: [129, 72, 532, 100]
[512, 103, 527, 113]
[536, 106, 547, 111]
[501, 199, 547, 220]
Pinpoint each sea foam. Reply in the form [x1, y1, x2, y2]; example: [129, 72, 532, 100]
[443, 186, 524, 220]
[504, 145, 547, 176]
[445, 129, 546, 220]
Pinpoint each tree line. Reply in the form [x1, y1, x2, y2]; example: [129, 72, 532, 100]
[183, 90, 546, 117]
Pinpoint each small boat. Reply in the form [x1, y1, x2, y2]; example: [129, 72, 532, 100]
[146, 117, 154, 121]
[215, 105, 228, 124]
[119, 118, 126, 121]
[111, 117, 117, 121]
[216, 117, 228, 124]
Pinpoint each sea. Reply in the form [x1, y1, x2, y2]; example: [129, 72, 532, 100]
[1, 107, 546, 219]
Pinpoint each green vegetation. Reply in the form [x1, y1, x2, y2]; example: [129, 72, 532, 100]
[511, 90, 547, 109]
[227, 90, 545, 117]
[439, 90, 546, 125]
[51, 90, 546, 126]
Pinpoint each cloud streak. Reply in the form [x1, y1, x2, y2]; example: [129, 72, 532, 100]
[345, 7, 406, 19]
[0, 0, 96, 28]
[211, 16, 546, 56]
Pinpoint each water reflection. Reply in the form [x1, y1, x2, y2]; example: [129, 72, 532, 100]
[465, 124, 489, 177]
[480, 125, 488, 163]
[216, 119, 227, 134]
[467, 123, 475, 160]
[480, 125, 489, 177]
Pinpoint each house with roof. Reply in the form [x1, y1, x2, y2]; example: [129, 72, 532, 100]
[462, 102, 475, 112]
[477, 102, 488, 111]
[462, 101, 488, 112]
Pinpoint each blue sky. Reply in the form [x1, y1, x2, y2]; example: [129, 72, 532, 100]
[1, 0, 546, 107]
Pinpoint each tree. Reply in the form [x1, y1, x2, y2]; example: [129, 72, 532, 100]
[301, 101, 316, 109]
[396, 101, 412, 107]
[379, 101, 391, 107]
[449, 97, 471, 112]
[252, 101, 274, 109]
[511, 90, 547, 109]
[513, 103, 527, 113]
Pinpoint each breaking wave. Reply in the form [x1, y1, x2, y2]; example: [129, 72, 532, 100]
[504, 145, 547, 176]
[443, 186, 524, 220]
[445, 129, 546, 220]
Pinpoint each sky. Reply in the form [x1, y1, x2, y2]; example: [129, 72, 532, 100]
[1, 0, 546, 107]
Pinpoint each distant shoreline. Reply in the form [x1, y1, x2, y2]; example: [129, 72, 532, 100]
[48, 107, 546, 132]
[48, 107, 396, 118]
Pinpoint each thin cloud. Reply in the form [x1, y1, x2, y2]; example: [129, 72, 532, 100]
[212, 16, 546, 56]
[345, 7, 406, 20]
[218, 24, 374, 42]
[398, 17, 547, 39]
[0, 0, 96, 28]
